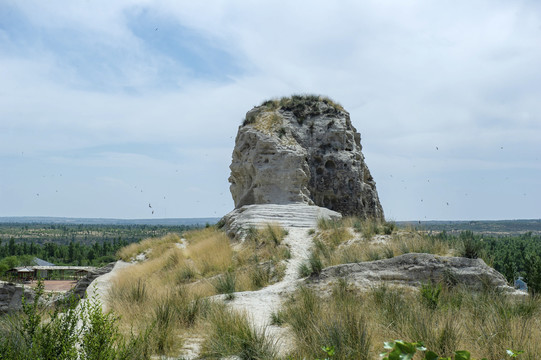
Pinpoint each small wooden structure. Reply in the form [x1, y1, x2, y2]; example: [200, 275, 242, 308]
[8, 267, 34, 282]
[7, 266, 96, 282]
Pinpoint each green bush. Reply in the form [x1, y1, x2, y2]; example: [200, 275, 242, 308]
[420, 282, 443, 310]
[459, 231, 483, 259]
[380, 339, 524, 360]
[0, 281, 151, 360]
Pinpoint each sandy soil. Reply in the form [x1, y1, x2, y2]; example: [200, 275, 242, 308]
[27, 279, 77, 292]
[227, 227, 313, 355]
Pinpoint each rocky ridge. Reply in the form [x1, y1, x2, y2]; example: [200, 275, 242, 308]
[220, 203, 341, 238]
[0, 281, 35, 313]
[307, 252, 522, 295]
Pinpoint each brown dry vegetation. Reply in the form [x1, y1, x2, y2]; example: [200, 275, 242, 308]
[107, 220, 541, 359]
[279, 280, 541, 360]
[108, 224, 289, 357]
[311, 217, 450, 269]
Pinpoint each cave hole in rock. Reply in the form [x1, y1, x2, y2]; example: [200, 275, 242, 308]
[325, 160, 336, 170]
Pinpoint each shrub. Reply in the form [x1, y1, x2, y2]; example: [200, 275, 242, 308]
[0, 281, 151, 360]
[298, 262, 312, 278]
[383, 221, 396, 235]
[269, 310, 286, 326]
[308, 252, 323, 276]
[380, 339, 524, 360]
[420, 282, 443, 310]
[459, 231, 483, 259]
[213, 270, 236, 300]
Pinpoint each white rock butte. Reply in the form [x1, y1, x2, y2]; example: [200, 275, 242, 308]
[228, 95, 384, 219]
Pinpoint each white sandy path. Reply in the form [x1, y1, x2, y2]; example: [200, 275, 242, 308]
[225, 226, 315, 355]
[180, 226, 317, 359]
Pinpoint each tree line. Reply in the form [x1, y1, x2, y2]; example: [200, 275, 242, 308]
[432, 230, 541, 293]
[0, 223, 202, 275]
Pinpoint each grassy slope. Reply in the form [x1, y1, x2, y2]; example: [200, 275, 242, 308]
[107, 219, 541, 359]
[108, 225, 288, 357]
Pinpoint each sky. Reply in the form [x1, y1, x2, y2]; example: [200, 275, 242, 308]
[0, 0, 540, 221]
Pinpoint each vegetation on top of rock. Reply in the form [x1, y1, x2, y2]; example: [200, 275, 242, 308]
[243, 94, 345, 126]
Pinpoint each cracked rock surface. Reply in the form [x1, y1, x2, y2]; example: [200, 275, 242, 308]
[228, 96, 384, 219]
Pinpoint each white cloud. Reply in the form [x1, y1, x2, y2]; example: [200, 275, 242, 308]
[1, 0, 540, 219]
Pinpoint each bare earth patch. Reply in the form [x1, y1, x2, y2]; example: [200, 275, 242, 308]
[28, 280, 77, 292]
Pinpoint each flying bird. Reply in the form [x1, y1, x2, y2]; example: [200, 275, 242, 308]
[436, 146, 439, 150]
[149, 203, 152, 208]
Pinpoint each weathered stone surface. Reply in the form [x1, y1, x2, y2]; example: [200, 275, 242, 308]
[58, 262, 115, 302]
[220, 203, 341, 238]
[307, 253, 522, 295]
[0, 281, 35, 313]
[228, 95, 383, 219]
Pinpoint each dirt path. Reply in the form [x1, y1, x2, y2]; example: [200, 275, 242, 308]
[224, 226, 314, 355]
[180, 226, 315, 359]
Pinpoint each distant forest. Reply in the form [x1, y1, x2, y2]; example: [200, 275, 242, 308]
[0, 223, 202, 273]
[2, 220, 541, 292]
[431, 230, 541, 293]
[400, 219, 541, 235]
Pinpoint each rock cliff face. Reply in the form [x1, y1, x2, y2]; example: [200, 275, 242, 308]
[0, 282, 35, 313]
[229, 95, 384, 219]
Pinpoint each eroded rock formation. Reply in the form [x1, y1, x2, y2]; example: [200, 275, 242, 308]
[307, 253, 523, 295]
[0, 282, 35, 313]
[229, 95, 384, 219]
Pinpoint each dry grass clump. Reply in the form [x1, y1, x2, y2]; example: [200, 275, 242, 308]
[308, 219, 450, 270]
[108, 224, 290, 357]
[278, 280, 541, 359]
[243, 94, 345, 127]
[200, 303, 278, 359]
[117, 233, 181, 261]
[230, 224, 289, 292]
[184, 228, 233, 276]
[280, 282, 372, 360]
[252, 111, 284, 136]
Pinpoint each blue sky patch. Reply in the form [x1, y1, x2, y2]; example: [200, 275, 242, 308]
[125, 6, 241, 82]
